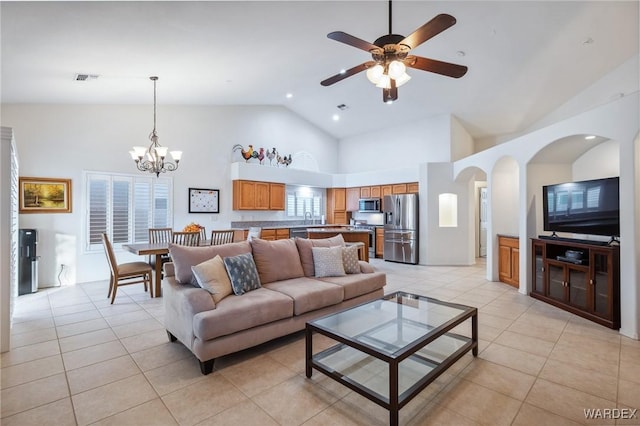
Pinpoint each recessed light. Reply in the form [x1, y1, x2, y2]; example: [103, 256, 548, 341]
[457, 50, 466, 57]
[332, 114, 340, 121]
[339, 69, 346, 74]
[285, 93, 293, 99]
[585, 135, 596, 140]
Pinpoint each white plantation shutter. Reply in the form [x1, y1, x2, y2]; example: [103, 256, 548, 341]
[285, 186, 324, 218]
[85, 172, 172, 251]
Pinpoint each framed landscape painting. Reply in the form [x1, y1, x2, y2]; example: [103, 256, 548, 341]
[189, 188, 219, 213]
[19, 177, 72, 213]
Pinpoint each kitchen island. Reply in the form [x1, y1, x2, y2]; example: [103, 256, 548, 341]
[307, 227, 371, 262]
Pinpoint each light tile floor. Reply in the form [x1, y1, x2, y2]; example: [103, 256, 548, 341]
[2, 258, 639, 425]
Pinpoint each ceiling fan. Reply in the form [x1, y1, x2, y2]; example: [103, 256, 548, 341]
[320, 0, 468, 103]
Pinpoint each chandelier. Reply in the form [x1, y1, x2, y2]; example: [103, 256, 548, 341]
[130, 76, 182, 177]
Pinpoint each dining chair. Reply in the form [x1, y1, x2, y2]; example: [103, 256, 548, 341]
[198, 226, 207, 243]
[101, 233, 153, 304]
[148, 227, 173, 267]
[210, 230, 235, 246]
[172, 231, 201, 246]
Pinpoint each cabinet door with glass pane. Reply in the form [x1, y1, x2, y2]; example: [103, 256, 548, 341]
[546, 260, 567, 302]
[566, 264, 589, 311]
[590, 249, 614, 319]
[532, 241, 545, 295]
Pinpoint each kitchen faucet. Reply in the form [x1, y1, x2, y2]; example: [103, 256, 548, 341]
[304, 211, 312, 224]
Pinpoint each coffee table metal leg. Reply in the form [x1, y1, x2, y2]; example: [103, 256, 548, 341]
[305, 326, 312, 378]
[390, 360, 399, 426]
[472, 312, 478, 356]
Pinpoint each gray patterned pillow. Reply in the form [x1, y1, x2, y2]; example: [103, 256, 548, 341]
[342, 245, 361, 274]
[312, 246, 346, 278]
[223, 253, 261, 295]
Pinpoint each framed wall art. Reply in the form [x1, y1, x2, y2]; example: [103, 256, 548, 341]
[19, 177, 72, 214]
[189, 188, 219, 213]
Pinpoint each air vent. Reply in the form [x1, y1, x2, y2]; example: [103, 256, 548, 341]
[336, 104, 349, 111]
[74, 74, 99, 81]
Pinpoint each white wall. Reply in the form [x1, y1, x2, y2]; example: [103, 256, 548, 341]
[1, 104, 338, 285]
[572, 139, 620, 180]
[450, 116, 474, 162]
[338, 114, 452, 174]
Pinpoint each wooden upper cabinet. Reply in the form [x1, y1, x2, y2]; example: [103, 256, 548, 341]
[360, 187, 371, 198]
[233, 180, 256, 210]
[370, 186, 381, 198]
[381, 185, 393, 197]
[392, 183, 407, 194]
[254, 181, 270, 210]
[233, 180, 283, 211]
[333, 188, 346, 211]
[269, 183, 285, 210]
[406, 182, 419, 193]
[346, 187, 360, 212]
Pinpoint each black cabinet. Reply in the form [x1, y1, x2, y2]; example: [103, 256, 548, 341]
[530, 238, 619, 329]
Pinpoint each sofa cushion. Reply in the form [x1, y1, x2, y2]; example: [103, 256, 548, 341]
[312, 246, 346, 278]
[170, 241, 252, 285]
[224, 253, 262, 295]
[193, 288, 294, 341]
[191, 255, 233, 303]
[296, 235, 346, 277]
[317, 272, 386, 300]
[250, 238, 304, 284]
[342, 245, 361, 274]
[264, 277, 344, 315]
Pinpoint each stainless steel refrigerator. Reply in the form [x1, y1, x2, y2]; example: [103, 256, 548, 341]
[383, 194, 419, 264]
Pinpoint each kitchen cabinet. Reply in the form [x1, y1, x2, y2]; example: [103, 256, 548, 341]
[530, 238, 620, 329]
[381, 185, 393, 197]
[276, 228, 290, 240]
[375, 228, 384, 258]
[327, 188, 348, 224]
[346, 187, 360, 212]
[498, 235, 519, 288]
[360, 187, 371, 198]
[392, 183, 407, 194]
[260, 229, 276, 240]
[370, 186, 381, 198]
[232, 180, 284, 211]
[269, 183, 285, 210]
[406, 182, 419, 193]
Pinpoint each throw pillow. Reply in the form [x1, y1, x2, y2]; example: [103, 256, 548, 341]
[342, 245, 361, 274]
[312, 246, 346, 278]
[250, 238, 304, 284]
[170, 241, 251, 285]
[296, 234, 346, 277]
[191, 255, 232, 303]
[223, 252, 262, 295]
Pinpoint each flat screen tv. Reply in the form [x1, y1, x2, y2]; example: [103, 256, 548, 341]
[543, 177, 620, 237]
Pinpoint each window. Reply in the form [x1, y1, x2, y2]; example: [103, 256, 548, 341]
[285, 186, 323, 218]
[85, 171, 172, 252]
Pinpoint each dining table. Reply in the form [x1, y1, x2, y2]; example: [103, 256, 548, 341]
[121, 242, 172, 297]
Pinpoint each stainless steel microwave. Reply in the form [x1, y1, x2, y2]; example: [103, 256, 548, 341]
[359, 198, 381, 212]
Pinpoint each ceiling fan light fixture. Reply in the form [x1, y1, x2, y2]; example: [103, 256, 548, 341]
[376, 74, 392, 89]
[387, 60, 406, 80]
[394, 72, 411, 87]
[366, 64, 385, 84]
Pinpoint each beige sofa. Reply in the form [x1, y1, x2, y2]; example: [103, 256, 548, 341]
[162, 236, 386, 374]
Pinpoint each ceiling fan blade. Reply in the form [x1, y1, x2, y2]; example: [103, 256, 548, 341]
[405, 56, 468, 78]
[327, 31, 381, 53]
[320, 61, 376, 86]
[400, 14, 457, 49]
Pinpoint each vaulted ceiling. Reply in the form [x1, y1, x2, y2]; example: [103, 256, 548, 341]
[1, 1, 638, 141]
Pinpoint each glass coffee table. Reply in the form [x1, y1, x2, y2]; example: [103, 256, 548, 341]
[305, 291, 478, 426]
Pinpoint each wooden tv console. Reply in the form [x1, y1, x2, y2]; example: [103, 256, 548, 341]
[530, 238, 620, 329]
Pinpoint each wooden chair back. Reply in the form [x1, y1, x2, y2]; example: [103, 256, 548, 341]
[210, 230, 235, 246]
[199, 227, 207, 243]
[149, 227, 173, 243]
[101, 233, 153, 304]
[172, 231, 200, 246]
